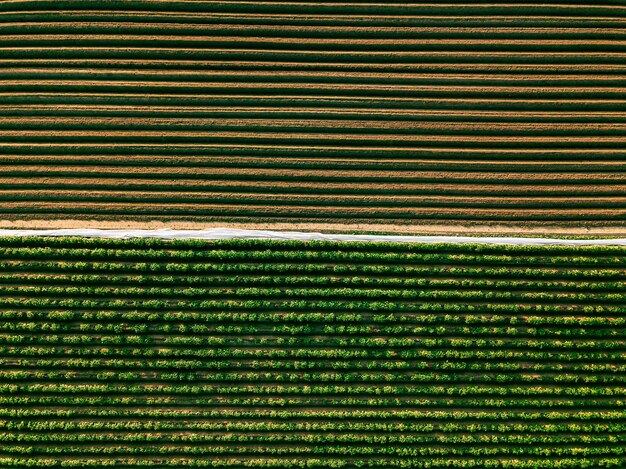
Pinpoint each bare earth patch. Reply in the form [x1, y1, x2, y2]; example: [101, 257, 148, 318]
[0, 219, 624, 237]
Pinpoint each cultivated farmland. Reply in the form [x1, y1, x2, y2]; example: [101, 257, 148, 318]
[0, 236, 624, 467]
[1, 1, 625, 234]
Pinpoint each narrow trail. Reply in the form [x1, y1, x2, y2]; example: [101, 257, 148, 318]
[0, 227, 624, 245]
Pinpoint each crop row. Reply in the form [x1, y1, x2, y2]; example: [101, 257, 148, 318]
[0, 237, 623, 256]
[0, 246, 623, 267]
[2, 285, 625, 308]
[3, 273, 626, 293]
[3, 419, 626, 434]
[0, 456, 621, 468]
[1, 310, 623, 327]
[1, 443, 624, 458]
[3, 383, 625, 398]
[2, 369, 624, 385]
[0, 298, 621, 319]
[1, 261, 624, 281]
[0, 431, 621, 445]
[2, 322, 622, 339]
[4, 357, 625, 374]
[3, 333, 624, 351]
[4, 345, 622, 362]
[2, 408, 624, 422]
[0, 395, 621, 410]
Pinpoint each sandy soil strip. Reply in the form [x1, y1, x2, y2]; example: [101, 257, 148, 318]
[2, 67, 624, 85]
[4, 143, 626, 155]
[3, 150, 625, 163]
[4, 131, 626, 145]
[1, 190, 622, 206]
[2, 10, 624, 22]
[5, 80, 626, 94]
[0, 221, 623, 238]
[1, 157, 625, 169]
[5, 24, 626, 35]
[4, 106, 626, 121]
[5, 92, 624, 105]
[3, 50, 625, 62]
[2, 60, 626, 74]
[2, 201, 624, 217]
[4, 70, 626, 83]
[4, 35, 626, 46]
[6, 118, 626, 133]
[1, 178, 622, 194]
[4, 166, 623, 181]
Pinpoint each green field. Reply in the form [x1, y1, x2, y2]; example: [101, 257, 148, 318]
[0, 236, 624, 468]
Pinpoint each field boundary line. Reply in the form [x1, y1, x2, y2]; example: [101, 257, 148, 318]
[0, 228, 624, 245]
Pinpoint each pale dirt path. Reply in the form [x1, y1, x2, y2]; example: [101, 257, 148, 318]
[0, 219, 624, 238]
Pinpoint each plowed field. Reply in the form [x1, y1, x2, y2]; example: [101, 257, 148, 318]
[1, 1, 625, 234]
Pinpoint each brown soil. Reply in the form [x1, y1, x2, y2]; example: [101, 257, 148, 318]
[3, 60, 626, 74]
[5, 165, 623, 181]
[3, 93, 622, 108]
[3, 24, 625, 35]
[1, 178, 622, 194]
[5, 80, 626, 94]
[3, 10, 624, 239]
[2, 190, 622, 205]
[5, 34, 626, 46]
[2, 154, 625, 167]
[4, 131, 626, 146]
[3, 200, 624, 213]
[6, 117, 626, 133]
[5, 69, 626, 82]
[2, 105, 626, 122]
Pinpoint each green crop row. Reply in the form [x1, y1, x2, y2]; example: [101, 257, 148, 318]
[3, 272, 625, 293]
[0, 237, 622, 256]
[3, 383, 625, 398]
[0, 456, 621, 468]
[2, 283, 623, 301]
[2, 309, 625, 327]
[2, 369, 624, 385]
[2, 321, 622, 340]
[0, 246, 624, 267]
[4, 344, 622, 362]
[0, 395, 622, 410]
[5, 357, 623, 374]
[0, 431, 621, 446]
[0, 261, 624, 282]
[3, 332, 623, 351]
[1, 443, 623, 458]
[2, 408, 623, 422]
[0, 298, 621, 321]
[4, 419, 625, 434]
